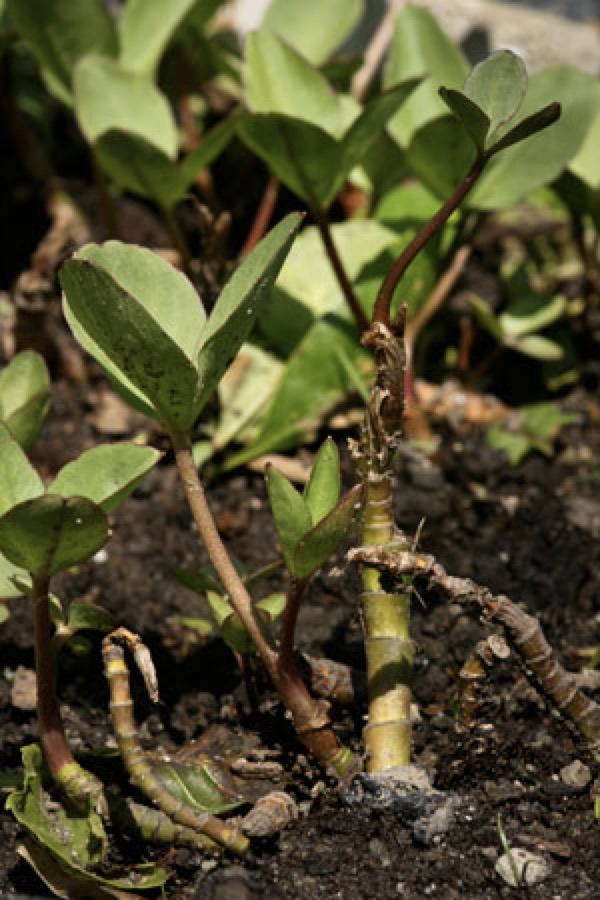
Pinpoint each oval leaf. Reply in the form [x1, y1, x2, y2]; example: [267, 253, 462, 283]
[67, 601, 114, 633]
[0, 424, 44, 518]
[94, 129, 187, 207]
[0, 351, 50, 450]
[60, 247, 204, 432]
[462, 50, 527, 139]
[246, 30, 342, 137]
[439, 87, 490, 151]
[118, 0, 197, 77]
[511, 334, 564, 360]
[263, 0, 363, 66]
[499, 294, 566, 338]
[50, 443, 161, 513]
[384, 4, 468, 148]
[0, 551, 29, 599]
[0, 494, 108, 576]
[303, 438, 341, 524]
[74, 55, 177, 157]
[265, 465, 312, 573]
[149, 759, 242, 814]
[6, 0, 117, 104]
[194, 213, 302, 413]
[292, 483, 364, 580]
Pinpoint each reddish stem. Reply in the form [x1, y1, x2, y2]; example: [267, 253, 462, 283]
[373, 154, 487, 329]
[33, 574, 76, 776]
[240, 176, 280, 258]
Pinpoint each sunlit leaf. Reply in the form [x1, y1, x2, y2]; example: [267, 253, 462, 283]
[384, 4, 467, 148]
[118, 0, 197, 77]
[74, 55, 177, 158]
[50, 444, 161, 513]
[292, 484, 364, 579]
[263, 0, 363, 65]
[304, 438, 341, 525]
[265, 465, 312, 573]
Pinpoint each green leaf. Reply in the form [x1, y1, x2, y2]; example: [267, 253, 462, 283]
[0, 603, 9, 625]
[73, 55, 177, 158]
[304, 438, 341, 525]
[171, 566, 222, 595]
[499, 294, 566, 338]
[438, 87, 490, 151]
[0, 495, 108, 576]
[569, 108, 600, 190]
[177, 116, 237, 188]
[512, 334, 563, 360]
[0, 551, 29, 599]
[263, 0, 363, 65]
[468, 295, 504, 341]
[6, 0, 117, 104]
[486, 102, 561, 156]
[206, 590, 232, 627]
[384, 4, 468, 149]
[520, 402, 578, 444]
[60, 242, 206, 432]
[237, 113, 340, 206]
[224, 314, 369, 468]
[292, 484, 364, 579]
[50, 443, 161, 513]
[335, 80, 422, 198]
[239, 81, 419, 209]
[256, 592, 286, 621]
[168, 615, 213, 635]
[0, 424, 44, 518]
[149, 758, 242, 814]
[487, 402, 577, 464]
[265, 465, 312, 573]
[118, 0, 197, 77]
[7, 744, 168, 891]
[462, 50, 527, 140]
[470, 66, 600, 209]
[67, 602, 114, 633]
[245, 30, 342, 137]
[194, 213, 302, 414]
[0, 351, 50, 450]
[405, 115, 475, 202]
[94, 130, 184, 207]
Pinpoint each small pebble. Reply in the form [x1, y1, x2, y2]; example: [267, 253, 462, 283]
[559, 759, 592, 789]
[495, 849, 550, 887]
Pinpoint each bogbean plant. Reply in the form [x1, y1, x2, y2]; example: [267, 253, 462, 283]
[3, 5, 600, 893]
[5, 1, 600, 470]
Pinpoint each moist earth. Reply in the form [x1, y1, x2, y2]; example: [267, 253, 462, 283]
[1, 378, 599, 899]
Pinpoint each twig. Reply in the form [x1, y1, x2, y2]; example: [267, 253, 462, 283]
[405, 244, 472, 352]
[348, 547, 600, 748]
[351, 0, 408, 101]
[240, 176, 280, 258]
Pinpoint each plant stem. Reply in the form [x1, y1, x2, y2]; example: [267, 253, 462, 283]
[103, 630, 248, 854]
[311, 203, 370, 334]
[33, 574, 74, 778]
[32, 573, 105, 809]
[351, 0, 408, 101]
[373, 154, 487, 328]
[170, 430, 353, 773]
[360, 477, 413, 770]
[240, 176, 280, 258]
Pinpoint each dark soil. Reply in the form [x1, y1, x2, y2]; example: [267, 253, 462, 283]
[1, 373, 599, 899]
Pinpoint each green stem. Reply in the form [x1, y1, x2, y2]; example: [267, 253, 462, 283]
[360, 477, 413, 771]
